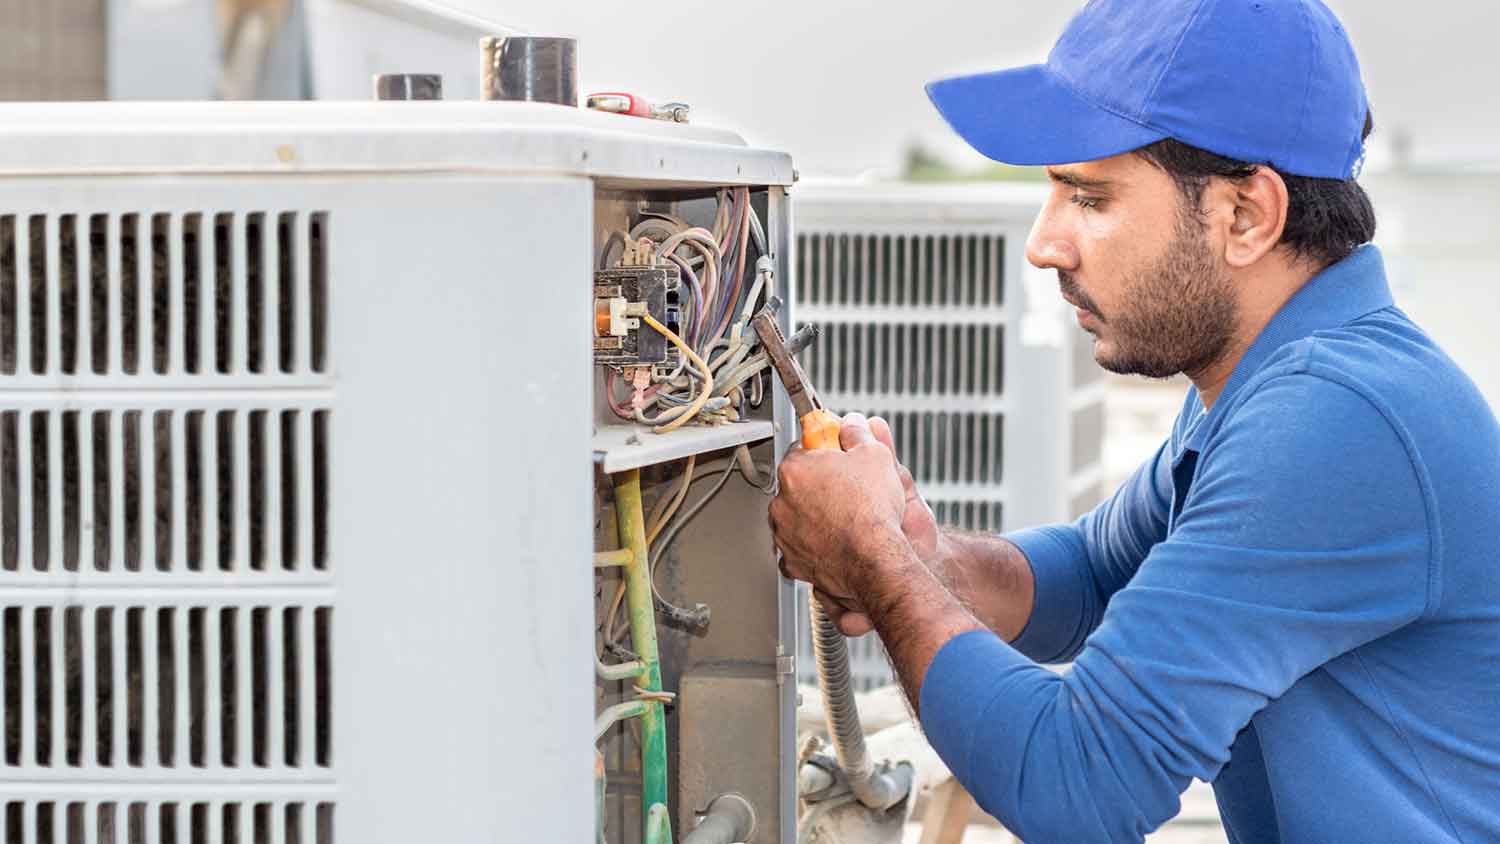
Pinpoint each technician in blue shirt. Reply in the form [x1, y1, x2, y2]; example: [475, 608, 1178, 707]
[769, 2, 1500, 842]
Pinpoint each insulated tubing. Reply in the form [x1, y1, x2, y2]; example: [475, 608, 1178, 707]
[810, 598, 911, 811]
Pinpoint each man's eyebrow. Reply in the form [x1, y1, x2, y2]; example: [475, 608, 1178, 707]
[1045, 168, 1114, 190]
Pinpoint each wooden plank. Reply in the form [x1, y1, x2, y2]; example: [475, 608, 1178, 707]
[918, 779, 978, 844]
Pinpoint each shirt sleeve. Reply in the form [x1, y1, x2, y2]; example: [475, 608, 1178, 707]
[919, 373, 1434, 843]
[1005, 426, 1176, 663]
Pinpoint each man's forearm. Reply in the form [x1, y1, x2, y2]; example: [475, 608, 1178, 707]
[854, 528, 987, 714]
[925, 527, 1036, 642]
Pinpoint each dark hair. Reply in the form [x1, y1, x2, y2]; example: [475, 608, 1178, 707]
[1135, 111, 1376, 268]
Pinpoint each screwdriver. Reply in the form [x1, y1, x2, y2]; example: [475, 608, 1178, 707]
[751, 308, 841, 450]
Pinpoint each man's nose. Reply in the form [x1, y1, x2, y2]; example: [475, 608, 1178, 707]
[1025, 210, 1080, 272]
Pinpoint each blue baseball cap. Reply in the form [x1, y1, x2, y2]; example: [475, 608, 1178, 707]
[926, 0, 1369, 180]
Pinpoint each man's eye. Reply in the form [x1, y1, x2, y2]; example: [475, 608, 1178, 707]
[1070, 193, 1102, 210]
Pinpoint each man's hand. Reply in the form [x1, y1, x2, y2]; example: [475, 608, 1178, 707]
[813, 415, 943, 635]
[772, 416, 987, 711]
[870, 416, 940, 562]
[769, 414, 911, 630]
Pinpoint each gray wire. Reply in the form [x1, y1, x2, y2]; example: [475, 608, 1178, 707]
[749, 202, 768, 256]
[648, 455, 774, 613]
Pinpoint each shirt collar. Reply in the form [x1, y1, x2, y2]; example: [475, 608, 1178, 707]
[1183, 244, 1394, 452]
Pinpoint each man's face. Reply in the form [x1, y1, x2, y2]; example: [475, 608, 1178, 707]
[1025, 152, 1238, 379]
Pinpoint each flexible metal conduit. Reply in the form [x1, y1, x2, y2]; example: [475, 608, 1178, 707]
[810, 600, 914, 811]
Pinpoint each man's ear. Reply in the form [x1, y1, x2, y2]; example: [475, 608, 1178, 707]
[1210, 168, 1290, 269]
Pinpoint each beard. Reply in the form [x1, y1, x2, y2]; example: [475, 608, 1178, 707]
[1062, 209, 1237, 379]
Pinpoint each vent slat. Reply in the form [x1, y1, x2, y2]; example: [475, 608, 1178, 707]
[200, 214, 217, 375]
[234, 412, 251, 572]
[989, 233, 1002, 306]
[204, 607, 223, 771]
[106, 215, 122, 375]
[204, 412, 220, 572]
[48, 411, 63, 572]
[45, 216, 61, 377]
[76, 215, 91, 375]
[170, 412, 187, 572]
[263, 215, 279, 374]
[173, 607, 190, 770]
[142, 605, 159, 770]
[82, 800, 99, 844]
[50, 605, 65, 766]
[108, 412, 125, 572]
[17, 217, 32, 374]
[20, 797, 33, 842]
[294, 214, 312, 375]
[135, 214, 152, 376]
[239, 799, 254, 844]
[272, 801, 288, 844]
[110, 607, 127, 770]
[167, 215, 185, 375]
[145, 798, 160, 844]
[944, 235, 956, 308]
[956, 235, 968, 306]
[300, 606, 317, 771]
[139, 413, 156, 572]
[297, 412, 313, 574]
[230, 215, 248, 375]
[79, 412, 95, 572]
[0, 609, 6, 768]
[80, 607, 97, 770]
[20, 604, 36, 764]
[267, 606, 285, 769]
[266, 414, 283, 570]
[19, 412, 34, 572]
[236, 607, 253, 769]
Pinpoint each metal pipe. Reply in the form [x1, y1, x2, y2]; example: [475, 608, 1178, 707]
[594, 548, 634, 568]
[480, 35, 578, 105]
[373, 73, 443, 100]
[614, 469, 672, 839]
[810, 599, 913, 811]
[680, 793, 755, 844]
[645, 802, 673, 844]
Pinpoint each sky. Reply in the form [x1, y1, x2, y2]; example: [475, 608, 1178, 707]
[433, 0, 1500, 178]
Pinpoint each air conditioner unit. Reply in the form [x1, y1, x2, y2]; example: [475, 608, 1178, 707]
[790, 182, 1109, 692]
[0, 100, 797, 843]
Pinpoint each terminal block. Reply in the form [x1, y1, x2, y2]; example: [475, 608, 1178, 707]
[593, 264, 683, 370]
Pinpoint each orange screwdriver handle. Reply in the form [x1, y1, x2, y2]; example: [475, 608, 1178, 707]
[800, 409, 843, 451]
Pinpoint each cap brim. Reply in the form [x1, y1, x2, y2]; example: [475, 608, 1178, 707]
[926, 64, 1167, 167]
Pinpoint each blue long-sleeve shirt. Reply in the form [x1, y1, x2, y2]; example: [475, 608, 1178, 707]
[918, 246, 1500, 843]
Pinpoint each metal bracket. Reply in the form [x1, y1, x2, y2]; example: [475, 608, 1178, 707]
[776, 654, 796, 686]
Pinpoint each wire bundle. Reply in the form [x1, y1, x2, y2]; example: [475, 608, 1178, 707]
[602, 447, 775, 647]
[601, 188, 775, 432]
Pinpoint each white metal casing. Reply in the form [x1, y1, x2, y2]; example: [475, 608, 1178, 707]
[0, 102, 794, 842]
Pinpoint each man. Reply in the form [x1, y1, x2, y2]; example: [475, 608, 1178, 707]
[769, 2, 1500, 842]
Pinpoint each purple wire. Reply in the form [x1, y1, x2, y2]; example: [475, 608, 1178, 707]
[667, 254, 706, 348]
[708, 194, 746, 339]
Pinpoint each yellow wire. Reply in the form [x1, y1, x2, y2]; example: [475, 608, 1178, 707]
[641, 312, 714, 433]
